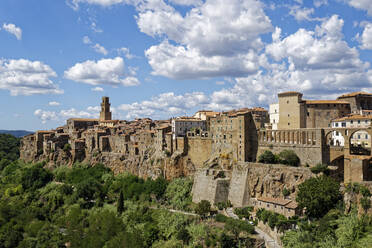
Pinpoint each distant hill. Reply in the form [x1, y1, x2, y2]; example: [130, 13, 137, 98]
[0, 130, 34, 137]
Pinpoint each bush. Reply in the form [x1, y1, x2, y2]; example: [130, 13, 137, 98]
[258, 150, 276, 164]
[234, 206, 253, 219]
[215, 214, 229, 223]
[195, 200, 211, 218]
[278, 150, 300, 166]
[63, 143, 71, 153]
[310, 163, 329, 175]
[297, 176, 341, 219]
[282, 188, 290, 197]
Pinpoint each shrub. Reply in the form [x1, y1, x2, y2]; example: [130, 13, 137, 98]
[310, 163, 329, 175]
[63, 143, 71, 153]
[234, 207, 253, 219]
[215, 214, 229, 223]
[195, 200, 211, 218]
[278, 150, 300, 166]
[258, 150, 276, 164]
[282, 187, 290, 197]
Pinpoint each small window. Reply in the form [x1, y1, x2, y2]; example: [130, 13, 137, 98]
[287, 100, 289, 104]
[335, 123, 339, 127]
[351, 120, 354, 124]
[358, 120, 361, 124]
[366, 134, 368, 139]
[288, 123, 290, 126]
[307, 112, 309, 116]
[288, 114, 290, 117]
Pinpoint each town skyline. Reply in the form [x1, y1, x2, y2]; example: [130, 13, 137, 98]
[2, 0, 372, 131]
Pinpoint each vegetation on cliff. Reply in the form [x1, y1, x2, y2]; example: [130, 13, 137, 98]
[0, 158, 257, 247]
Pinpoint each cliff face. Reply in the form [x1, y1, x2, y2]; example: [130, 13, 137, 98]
[20, 136, 196, 180]
[192, 161, 313, 207]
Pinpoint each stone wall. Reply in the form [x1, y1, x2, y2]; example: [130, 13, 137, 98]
[192, 162, 313, 207]
[192, 169, 230, 204]
[188, 137, 213, 167]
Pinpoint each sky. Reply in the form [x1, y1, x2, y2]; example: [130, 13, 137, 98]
[1, 0, 372, 131]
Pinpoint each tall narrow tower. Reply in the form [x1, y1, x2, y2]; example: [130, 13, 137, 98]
[100, 96, 112, 121]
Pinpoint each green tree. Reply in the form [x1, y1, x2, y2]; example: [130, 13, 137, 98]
[117, 190, 124, 214]
[165, 177, 193, 210]
[282, 187, 290, 197]
[224, 218, 254, 242]
[195, 200, 211, 218]
[258, 150, 276, 164]
[278, 150, 300, 166]
[297, 176, 341, 218]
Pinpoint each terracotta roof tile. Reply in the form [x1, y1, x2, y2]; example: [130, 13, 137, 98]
[338, 91, 372, 98]
[306, 100, 349, 104]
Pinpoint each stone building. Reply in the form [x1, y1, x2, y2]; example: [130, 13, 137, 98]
[331, 115, 372, 147]
[273, 91, 351, 129]
[209, 110, 258, 162]
[100, 96, 112, 121]
[171, 117, 206, 140]
[269, 103, 279, 130]
[253, 197, 301, 218]
[337, 91, 372, 114]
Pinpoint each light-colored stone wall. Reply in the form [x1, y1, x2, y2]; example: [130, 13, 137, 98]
[187, 136, 213, 167]
[278, 93, 305, 129]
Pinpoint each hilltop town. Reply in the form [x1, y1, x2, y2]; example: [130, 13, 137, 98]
[20, 92, 372, 218]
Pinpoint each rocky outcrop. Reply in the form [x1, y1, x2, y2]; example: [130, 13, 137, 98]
[193, 162, 313, 207]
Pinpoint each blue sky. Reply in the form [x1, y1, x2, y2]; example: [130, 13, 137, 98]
[1, 0, 372, 131]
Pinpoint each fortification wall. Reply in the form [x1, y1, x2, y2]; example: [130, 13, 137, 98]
[192, 169, 230, 204]
[188, 137, 212, 166]
[257, 144, 323, 166]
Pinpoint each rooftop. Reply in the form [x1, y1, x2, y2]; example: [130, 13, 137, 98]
[332, 114, 372, 122]
[257, 197, 292, 206]
[337, 91, 372, 98]
[306, 100, 349, 105]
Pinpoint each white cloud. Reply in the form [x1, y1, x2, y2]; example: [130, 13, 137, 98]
[93, 43, 108, 55]
[48, 101, 60, 106]
[135, 0, 272, 79]
[0, 59, 63, 96]
[168, 0, 202, 6]
[289, 6, 323, 22]
[358, 23, 372, 50]
[347, 0, 372, 16]
[266, 16, 365, 71]
[145, 40, 260, 79]
[68, 0, 124, 10]
[2, 23, 22, 40]
[117, 47, 136, 59]
[34, 106, 100, 124]
[91, 86, 104, 91]
[83, 36, 92, 44]
[314, 0, 328, 7]
[64, 57, 140, 86]
[82, 36, 108, 55]
[216, 81, 225, 85]
[34, 109, 58, 124]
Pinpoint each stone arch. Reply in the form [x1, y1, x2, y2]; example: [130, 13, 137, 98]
[348, 128, 371, 156]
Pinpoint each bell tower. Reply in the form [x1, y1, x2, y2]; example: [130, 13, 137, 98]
[100, 96, 112, 121]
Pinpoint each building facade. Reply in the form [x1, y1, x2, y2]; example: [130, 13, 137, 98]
[171, 117, 207, 140]
[269, 103, 279, 130]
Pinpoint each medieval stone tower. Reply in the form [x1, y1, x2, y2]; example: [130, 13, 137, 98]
[100, 96, 112, 121]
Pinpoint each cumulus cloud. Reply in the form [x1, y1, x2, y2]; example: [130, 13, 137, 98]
[2, 23, 22, 40]
[91, 86, 104, 91]
[83, 36, 91, 44]
[136, 0, 272, 79]
[118, 92, 209, 119]
[347, 0, 372, 16]
[314, 0, 328, 7]
[289, 6, 323, 22]
[168, 0, 202, 5]
[48, 101, 60, 106]
[117, 15, 372, 120]
[34, 106, 100, 124]
[266, 16, 366, 71]
[0, 59, 63, 96]
[358, 22, 372, 50]
[64, 57, 140, 86]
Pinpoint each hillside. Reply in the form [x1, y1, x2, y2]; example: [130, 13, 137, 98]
[0, 130, 33, 138]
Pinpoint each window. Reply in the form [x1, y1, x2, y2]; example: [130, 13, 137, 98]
[351, 120, 354, 124]
[288, 123, 290, 126]
[287, 100, 289, 104]
[335, 123, 339, 127]
[336, 131, 339, 136]
[288, 114, 290, 117]
[342, 122, 346, 127]
[358, 120, 361, 124]
[307, 112, 309, 116]
[366, 134, 369, 139]
[358, 135, 361, 139]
